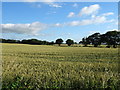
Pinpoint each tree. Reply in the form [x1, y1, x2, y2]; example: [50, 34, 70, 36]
[49, 41, 54, 45]
[1, 39, 20, 43]
[55, 38, 63, 46]
[21, 39, 49, 45]
[80, 37, 90, 47]
[101, 31, 120, 48]
[88, 33, 101, 47]
[74, 42, 77, 44]
[66, 39, 74, 46]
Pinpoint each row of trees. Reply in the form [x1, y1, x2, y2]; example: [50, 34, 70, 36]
[0, 30, 120, 48]
[80, 31, 120, 48]
[51, 30, 120, 48]
[1, 39, 54, 45]
[0, 38, 74, 46]
[56, 39, 74, 46]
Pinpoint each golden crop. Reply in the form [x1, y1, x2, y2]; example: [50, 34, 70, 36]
[2, 43, 119, 89]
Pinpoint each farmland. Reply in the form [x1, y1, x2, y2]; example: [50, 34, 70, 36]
[2, 43, 120, 89]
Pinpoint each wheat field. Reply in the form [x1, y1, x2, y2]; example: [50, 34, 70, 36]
[2, 43, 119, 89]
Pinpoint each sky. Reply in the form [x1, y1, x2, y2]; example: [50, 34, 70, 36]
[1, 2, 118, 42]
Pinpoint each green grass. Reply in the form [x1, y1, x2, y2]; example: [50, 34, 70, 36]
[2, 43, 120, 89]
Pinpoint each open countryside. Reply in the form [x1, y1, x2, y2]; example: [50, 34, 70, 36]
[1, 2, 120, 89]
[2, 42, 119, 89]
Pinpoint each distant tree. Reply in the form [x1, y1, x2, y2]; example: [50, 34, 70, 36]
[74, 42, 77, 44]
[88, 33, 101, 47]
[1, 39, 20, 43]
[66, 39, 74, 46]
[28, 39, 40, 44]
[49, 41, 54, 45]
[21, 39, 28, 44]
[79, 41, 83, 44]
[21, 39, 48, 45]
[0, 39, 2, 43]
[101, 31, 120, 48]
[80, 31, 120, 48]
[55, 38, 63, 46]
[80, 37, 90, 47]
[0, 39, 6, 43]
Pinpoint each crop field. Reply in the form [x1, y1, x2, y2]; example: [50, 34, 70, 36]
[1, 43, 120, 89]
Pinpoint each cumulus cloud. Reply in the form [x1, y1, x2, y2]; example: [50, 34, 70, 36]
[1, 7, 115, 36]
[67, 12, 75, 18]
[1, 22, 48, 35]
[79, 4, 100, 16]
[67, 4, 114, 18]
[67, 4, 114, 26]
[2, 15, 115, 35]
[68, 15, 114, 26]
[1, 21, 65, 35]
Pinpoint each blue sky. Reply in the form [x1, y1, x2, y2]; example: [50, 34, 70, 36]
[2, 2, 118, 42]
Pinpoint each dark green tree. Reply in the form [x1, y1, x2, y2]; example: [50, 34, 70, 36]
[80, 37, 90, 47]
[66, 39, 74, 46]
[49, 41, 54, 45]
[88, 33, 101, 47]
[101, 31, 120, 48]
[55, 38, 63, 46]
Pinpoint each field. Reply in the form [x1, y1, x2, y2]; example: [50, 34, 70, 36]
[2, 43, 120, 89]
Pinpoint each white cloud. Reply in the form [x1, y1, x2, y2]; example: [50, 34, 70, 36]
[91, 15, 96, 18]
[68, 15, 114, 26]
[68, 21, 80, 26]
[25, 0, 62, 8]
[93, 16, 106, 23]
[47, 2, 62, 8]
[67, 12, 75, 18]
[47, 3, 63, 8]
[1, 11, 115, 35]
[2, 15, 114, 35]
[43, 0, 62, 8]
[73, 3, 78, 8]
[2, 22, 48, 35]
[102, 12, 114, 16]
[79, 4, 100, 16]
[1, 22, 65, 35]
[54, 23, 61, 27]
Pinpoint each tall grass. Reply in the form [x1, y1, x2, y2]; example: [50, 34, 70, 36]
[2, 43, 119, 89]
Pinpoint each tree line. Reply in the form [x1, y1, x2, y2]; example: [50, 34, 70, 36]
[0, 30, 120, 48]
[0, 39, 54, 45]
[79, 30, 120, 48]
